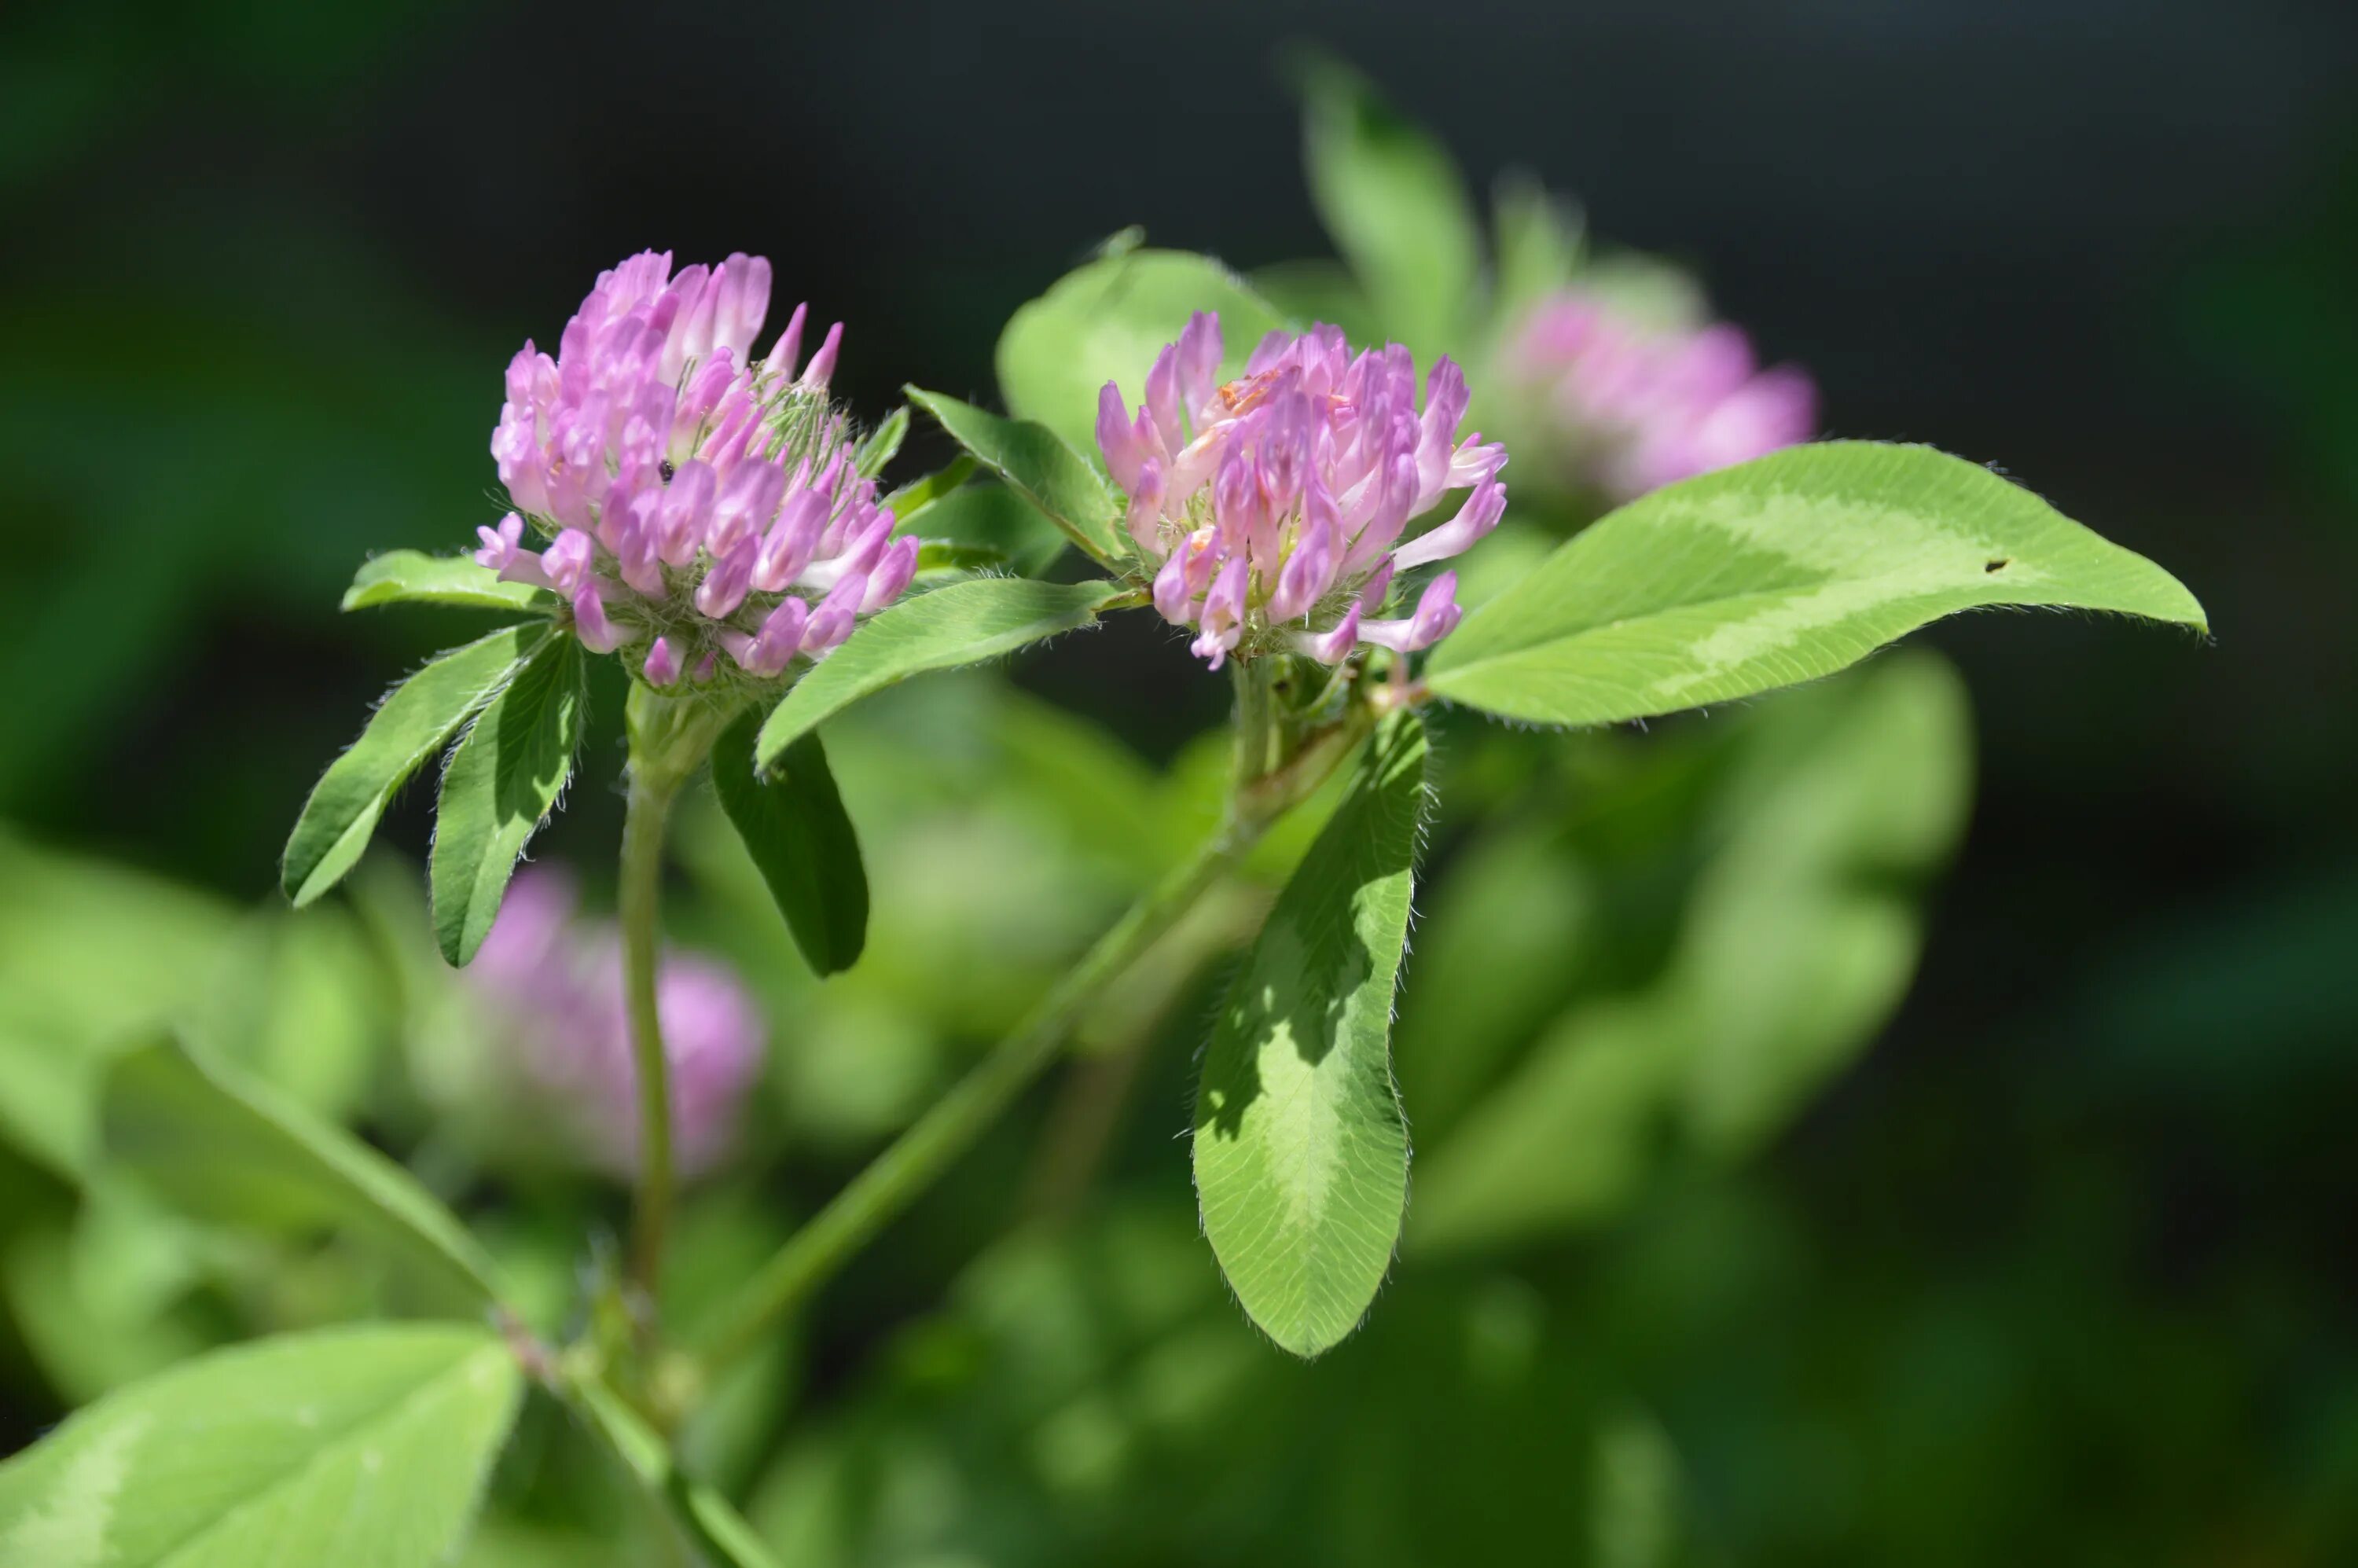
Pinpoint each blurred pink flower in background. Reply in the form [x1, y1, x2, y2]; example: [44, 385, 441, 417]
[468, 868, 763, 1181]
[1503, 288, 1817, 501]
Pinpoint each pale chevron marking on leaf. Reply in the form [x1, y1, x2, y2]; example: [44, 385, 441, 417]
[0, 1413, 145, 1568]
[1193, 713, 1427, 1355]
[1427, 442, 2202, 729]
[0, 1325, 520, 1568]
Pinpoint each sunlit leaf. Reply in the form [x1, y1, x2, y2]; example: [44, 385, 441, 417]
[754, 578, 1126, 769]
[994, 249, 1289, 457]
[0, 1323, 522, 1568]
[1193, 711, 1428, 1357]
[429, 633, 587, 966]
[1427, 442, 2206, 727]
[341, 550, 554, 614]
[283, 626, 542, 907]
[903, 388, 1122, 564]
[903, 482, 1071, 578]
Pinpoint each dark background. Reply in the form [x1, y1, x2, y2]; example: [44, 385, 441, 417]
[6, 0, 2358, 1557]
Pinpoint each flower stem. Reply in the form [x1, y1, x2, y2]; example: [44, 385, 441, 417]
[619, 767, 679, 1298]
[690, 816, 1261, 1375]
[1232, 658, 1274, 788]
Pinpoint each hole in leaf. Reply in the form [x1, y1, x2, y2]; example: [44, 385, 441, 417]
[1985, 558, 2010, 573]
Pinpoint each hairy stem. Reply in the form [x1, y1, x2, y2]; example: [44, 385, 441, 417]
[692, 817, 1260, 1375]
[619, 769, 679, 1298]
[1232, 657, 1274, 788]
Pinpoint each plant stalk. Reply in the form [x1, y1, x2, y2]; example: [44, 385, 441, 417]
[619, 767, 680, 1298]
[687, 676, 1372, 1383]
[692, 817, 1258, 1374]
[1232, 657, 1275, 788]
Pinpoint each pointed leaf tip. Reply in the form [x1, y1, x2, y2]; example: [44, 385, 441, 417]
[1427, 441, 2206, 728]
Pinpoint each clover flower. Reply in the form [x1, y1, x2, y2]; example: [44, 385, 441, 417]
[1096, 315, 1508, 670]
[1502, 288, 1816, 501]
[480, 251, 919, 690]
[468, 868, 764, 1181]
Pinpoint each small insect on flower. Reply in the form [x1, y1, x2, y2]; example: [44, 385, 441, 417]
[483, 252, 920, 690]
[1096, 314, 1508, 670]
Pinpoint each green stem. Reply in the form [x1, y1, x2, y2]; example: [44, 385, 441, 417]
[620, 769, 680, 1297]
[692, 817, 1260, 1375]
[1232, 658, 1274, 788]
[564, 1363, 776, 1568]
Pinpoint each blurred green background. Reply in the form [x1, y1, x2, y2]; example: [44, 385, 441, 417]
[3, 2, 2356, 1564]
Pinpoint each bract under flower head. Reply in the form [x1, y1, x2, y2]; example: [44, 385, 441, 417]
[1503, 288, 1816, 501]
[483, 251, 918, 690]
[1097, 314, 1507, 670]
[468, 868, 763, 1181]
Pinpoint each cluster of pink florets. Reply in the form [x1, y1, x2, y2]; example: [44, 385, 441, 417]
[479, 251, 918, 689]
[1096, 314, 1508, 670]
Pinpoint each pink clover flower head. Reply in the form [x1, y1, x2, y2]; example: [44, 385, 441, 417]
[1504, 288, 1817, 501]
[468, 867, 765, 1181]
[1096, 314, 1508, 669]
[484, 252, 913, 688]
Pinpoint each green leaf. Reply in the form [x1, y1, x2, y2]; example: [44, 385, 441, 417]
[1493, 174, 1585, 324]
[712, 712, 868, 977]
[101, 1032, 507, 1309]
[1192, 711, 1429, 1357]
[1297, 56, 1482, 357]
[854, 406, 909, 479]
[0, 1322, 522, 1568]
[1249, 259, 1383, 351]
[1409, 653, 1974, 1252]
[2, 1204, 212, 1405]
[754, 578, 1126, 769]
[903, 388, 1122, 564]
[1592, 1407, 1688, 1568]
[881, 455, 977, 525]
[570, 1374, 783, 1568]
[283, 626, 544, 907]
[1389, 818, 1592, 1134]
[994, 248, 1291, 456]
[905, 481, 1071, 578]
[342, 549, 555, 614]
[430, 633, 588, 966]
[909, 542, 1005, 584]
[1426, 442, 2208, 727]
